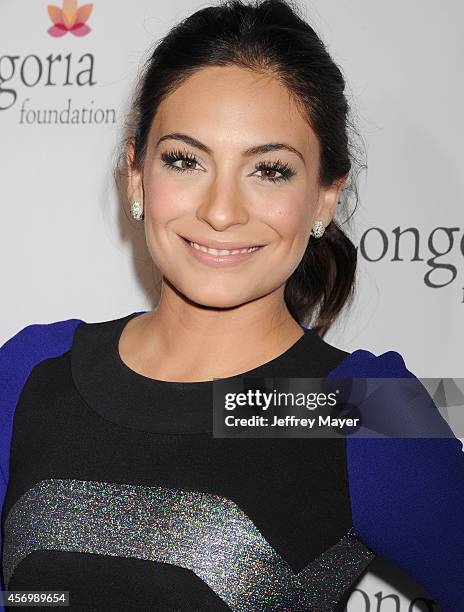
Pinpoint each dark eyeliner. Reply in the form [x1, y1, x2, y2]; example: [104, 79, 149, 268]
[160, 148, 200, 173]
[160, 149, 296, 183]
[254, 158, 296, 183]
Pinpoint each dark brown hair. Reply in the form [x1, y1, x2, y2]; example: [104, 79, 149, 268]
[117, 0, 366, 337]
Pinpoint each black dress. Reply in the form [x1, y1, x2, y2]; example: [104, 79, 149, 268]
[1, 311, 463, 611]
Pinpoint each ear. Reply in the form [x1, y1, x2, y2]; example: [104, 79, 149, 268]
[125, 137, 144, 206]
[312, 174, 348, 226]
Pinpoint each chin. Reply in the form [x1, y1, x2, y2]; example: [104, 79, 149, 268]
[185, 287, 255, 310]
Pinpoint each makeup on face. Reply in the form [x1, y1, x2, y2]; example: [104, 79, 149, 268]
[179, 234, 266, 268]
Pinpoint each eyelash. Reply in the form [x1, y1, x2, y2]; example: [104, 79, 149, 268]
[160, 148, 296, 183]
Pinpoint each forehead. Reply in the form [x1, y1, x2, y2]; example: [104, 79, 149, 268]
[150, 65, 318, 160]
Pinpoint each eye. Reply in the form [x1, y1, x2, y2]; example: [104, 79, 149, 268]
[160, 149, 203, 174]
[254, 159, 296, 183]
[160, 150, 296, 184]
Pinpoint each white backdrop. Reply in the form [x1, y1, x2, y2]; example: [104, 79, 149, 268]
[1, 1, 462, 609]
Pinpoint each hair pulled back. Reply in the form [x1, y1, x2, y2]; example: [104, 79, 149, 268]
[119, 0, 366, 336]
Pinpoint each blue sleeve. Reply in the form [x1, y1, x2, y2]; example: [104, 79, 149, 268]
[0, 319, 83, 611]
[328, 349, 464, 612]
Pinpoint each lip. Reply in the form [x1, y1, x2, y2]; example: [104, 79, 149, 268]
[179, 235, 264, 268]
[179, 235, 264, 250]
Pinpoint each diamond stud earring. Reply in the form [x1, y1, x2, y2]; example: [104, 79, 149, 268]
[131, 200, 144, 221]
[311, 219, 325, 239]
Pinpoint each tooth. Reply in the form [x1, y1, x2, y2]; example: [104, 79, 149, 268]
[189, 240, 260, 255]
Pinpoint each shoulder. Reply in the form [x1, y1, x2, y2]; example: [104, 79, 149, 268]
[300, 331, 412, 379]
[0, 311, 144, 411]
[0, 317, 85, 474]
[1, 316, 84, 346]
[326, 343, 454, 438]
[0, 317, 85, 376]
[0, 315, 86, 398]
[326, 345, 413, 378]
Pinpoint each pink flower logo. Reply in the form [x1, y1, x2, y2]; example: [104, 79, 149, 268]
[47, 0, 93, 37]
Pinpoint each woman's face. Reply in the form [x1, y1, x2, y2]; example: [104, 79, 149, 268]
[127, 65, 343, 309]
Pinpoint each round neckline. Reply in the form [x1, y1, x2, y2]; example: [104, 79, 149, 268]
[71, 310, 337, 435]
[115, 311, 313, 388]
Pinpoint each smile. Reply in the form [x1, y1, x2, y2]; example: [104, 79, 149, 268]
[188, 241, 260, 255]
[179, 236, 265, 268]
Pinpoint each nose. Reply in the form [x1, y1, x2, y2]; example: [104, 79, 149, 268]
[196, 176, 250, 232]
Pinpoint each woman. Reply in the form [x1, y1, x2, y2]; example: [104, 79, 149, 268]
[1, 0, 463, 610]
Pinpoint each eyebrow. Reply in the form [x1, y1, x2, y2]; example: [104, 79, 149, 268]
[156, 132, 305, 165]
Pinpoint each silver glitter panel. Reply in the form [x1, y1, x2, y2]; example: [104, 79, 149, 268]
[3, 479, 375, 611]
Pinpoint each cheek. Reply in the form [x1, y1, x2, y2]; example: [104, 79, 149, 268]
[264, 192, 311, 241]
[144, 173, 194, 222]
